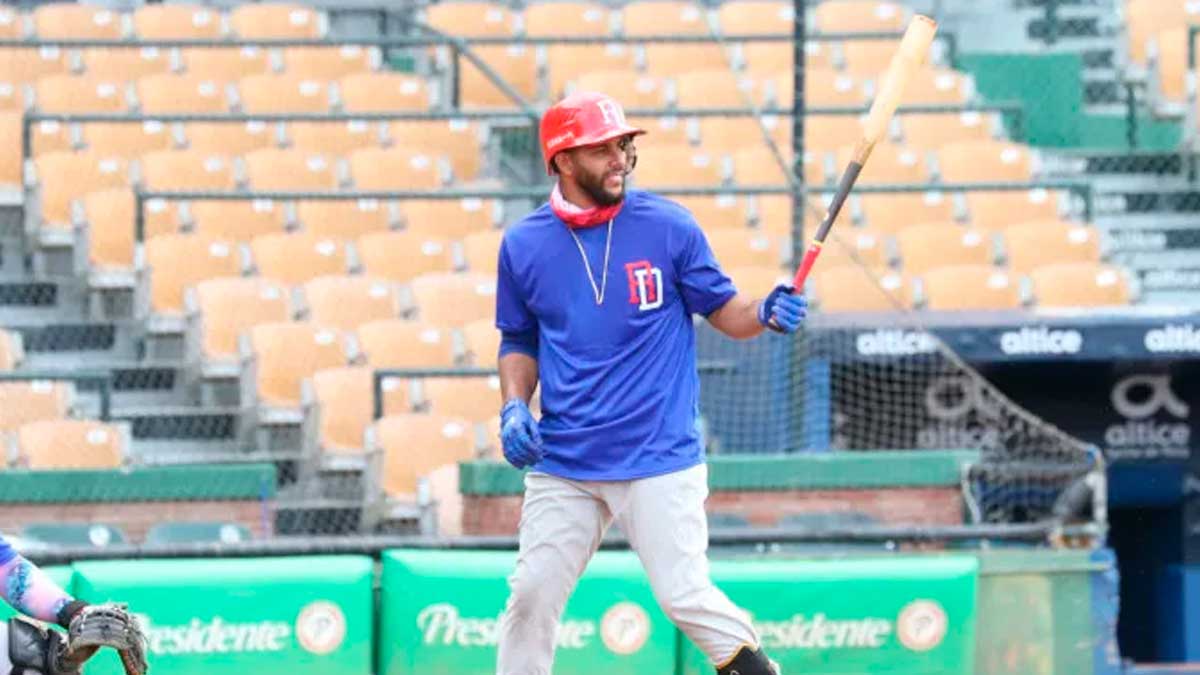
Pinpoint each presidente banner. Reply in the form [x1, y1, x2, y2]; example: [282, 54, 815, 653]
[379, 549, 674, 675]
[679, 554, 980, 675]
[71, 556, 373, 675]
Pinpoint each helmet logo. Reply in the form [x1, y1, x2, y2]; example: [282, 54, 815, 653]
[595, 99, 626, 126]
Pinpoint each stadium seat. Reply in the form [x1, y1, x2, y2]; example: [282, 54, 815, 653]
[249, 232, 350, 286]
[723, 265, 790, 296]
[963, 189, 1061, 231]
[33, 4, 123, 40]
[306, 365, 409, 455]
[15, 419, 126, 470]
[621, 1, 707, 35]
[80, 189, 141, 272]
[811, 265, 913, 312]
[29, 120, 73, 159]
[0, 79, 28, 112]
[804, 114, 866, 152]
[794, 68, 866, 107]
[241, 149, 339, 190]
[80, 122, 174, 159]
[835, 143, 928, 184]
[400, 199, 499, 239]
[136, 75, 231, 114]
[920, 264, 1022, 310]
[629, 116, 690, 147]
[180, 48, 272, 82]
[733, 146, 817, 187]
[839, 39, 902, 77]
[287, 120, 380, 155]
[814, 1, 907, 32]
[674, 194, 746, 229]
[900, 112, 991, 149]
[674, 70, 757, 109]
[296, 199, 393, 238]
[140, 151, 236, 191]
[280, 46, 378, 80]
[244, 321, 348, 407]
[748, 193, 795, 238]
[895, 222, 994, 274]
[408, 273, 497, 327]
[0, 380, 73, 434]
[460, 319, 501, 368]
[81, 48, 172, 83]
[145, 522, 253, 544]
[34, 76, 128, 114]
[0, 7, 21, 40]
[182, 121, 275, 156]
[0, 330, 22, 370]
[425, 2, 515, 36]
[369, 413, 476, 499]
[338, 73, 432, 112]
[634, 145, 724, 188]
[417, 376, 503, 423]
[717, 1, 794, 35]
[188, 277, 293, 361]
[856, 191, 957, 234]
[189, 200, 289, 242]
[387, 121, 484, 182]
[698, 116, 788, 155]
[1149, 26, 1187, 102]
[705, 229, 780, 267]
[900, 69, 971, 106]
[348, 148, 444, 190]
[357, 231, 456, 282]
[456, 45, 538, 108]
[569, 70, 666, 108]
[143, 234, 242, 316]
[300, 275, 401, 331]
[1001, 220, 1102, 274]
[545, 45, 637, 99]
[22, 523, 126, 547]
[1029, 262, 1132, 308]
[0, 48, 70, 84]
[237, 74, 331, 114]
[460, 230, 503, 275]
[355, 320, 458, 367]
[1125, 0, 1200, 65]
[643, 43, 732, 78]
[32, 152, 128, 229]
[229, 3, 322, 39]
[133, 4, 224, 40]
[938, 140, 1034, 183]
[815, 228, 891, 270]
[741, 42, 817, 81]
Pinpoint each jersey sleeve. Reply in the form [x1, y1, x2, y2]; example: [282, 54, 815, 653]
[675, 219, 737, 316]
[495, 236, 537, 333]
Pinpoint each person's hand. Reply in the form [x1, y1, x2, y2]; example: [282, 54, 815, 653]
[500, 399, 544, 469]
[757, 284, 809, 334]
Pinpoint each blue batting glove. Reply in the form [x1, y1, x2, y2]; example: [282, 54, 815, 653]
[500, 398, 544, 469]
[757, 284, 809, 334]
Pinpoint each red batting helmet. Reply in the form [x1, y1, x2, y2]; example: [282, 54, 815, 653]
[540, 91, 645, 175]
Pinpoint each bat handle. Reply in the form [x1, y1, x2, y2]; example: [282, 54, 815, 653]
[791, 241, 822, 290]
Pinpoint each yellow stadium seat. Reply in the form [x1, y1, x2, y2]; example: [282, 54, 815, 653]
[0, 48, 70, 83]
[749, 193, 795, 238]
[900, 111, 991, 149]
[33, 4, 122, 39]
[0, 76, 28, 111]
[733, 146, 816, 187]
[29, 120, 72, 159]
[190, 276, 293, 360]
[814, 228, 891, 270]
[133, 4, 224, 40]
[724, 265, 790, 296]
[34, 76, 127, 114]
[900, 68, 971, 106]
[302, 276, 401, 331]
[643, 43, 732, 78]
[1125, 0, 1200, 65]
[1001, 220, 1102, 275]
[183, 121, 275, 156]
[794, 68, 866, 107]
[804, 114, 865, 152]
[357, 231, 456, 282]
[308, 365, 409, 455]
[814, 1, 907, 32]
[287, 120, 380, 155]
[16, 419, 126, 470]
[426, 2, 515, 36]
[628, 116, 690, 147]
[674, 194, 746, 229]
[622, 1, 708, 35]
[895, 223, 994, 275]
[80, 48, 172, 83]
[546, 44, 637, 99]
[811, 265, 913, 312]
[674, 70, 757, 109]
[1151, 26, 1188, 102]
[1030, 262, 1131, 308]
[136, 75, 230, 114]
[355, 320, 458, 367]
[190, 200, 288, 242]
[401, 199, 499, 239]
[246, 321, 348, 407]
[249, 232, 350, 286]
[569, 70, 666, 108]
[718, 1, 794, 34]
[280, 46, 378, 80]
[370, 413, 476, 499]
[939, 140, 1034, 183]
[143, 234, 241, 315]
[460, 229, 502, 275]
[81, 122, 174, 159]
[963, 189, 1061, 231]
[388, 120, 484, 182]
[457, 45, 538, 108]
[836, 143, 928, 184]
[181, 47, 272, 81]
[348, 148, 444, 190]
[296, 199, 393, 238]
[839, 39, 901, 77]
[33, 152, 128, 228]
[409, 273, 497, 327]
[339, 73, 431, 112]
[229, 3, 323, 39]
[140, 151, 235, 191]
[242, 149, 339, 190]
[237, 74, 331, 114]
[80, 189, 140, 271]
[460, 319, 501, 368]
[739, 43, 804, 81]
[699, 116, 788, 155]
[921, 264, 1022, 311]
[856, 191, 956, 234]
[418, 376, 503, 423]
[706, 228, 780, 267]
[0, 112, 18, 184]
[0, 329, 21, 370]
[0, 380, 73, 434]
[526, 2, 612, 35]
[0, 7, 22, 39]
[634, 144, 724, 188]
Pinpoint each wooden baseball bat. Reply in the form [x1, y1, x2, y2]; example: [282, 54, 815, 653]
[791, 14, 938, 290]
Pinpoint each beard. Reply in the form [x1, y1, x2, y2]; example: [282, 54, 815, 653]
[576, 164, 625, 207]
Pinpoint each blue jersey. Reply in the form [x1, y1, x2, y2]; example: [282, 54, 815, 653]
[496, 189, 736, 481]
[0, 534, 13, 566]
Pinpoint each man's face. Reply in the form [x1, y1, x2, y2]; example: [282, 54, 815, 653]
[563, 136, 635, 206]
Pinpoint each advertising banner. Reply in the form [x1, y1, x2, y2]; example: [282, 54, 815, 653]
[379, 549, 674, 675]
[71, 556, 373, 675]
[678, 554, 979, 675]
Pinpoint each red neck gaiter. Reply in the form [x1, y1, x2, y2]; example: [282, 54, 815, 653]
[549, 183, 623, 228]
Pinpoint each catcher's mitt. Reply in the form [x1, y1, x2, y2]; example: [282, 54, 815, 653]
[59, 602, 148, 675]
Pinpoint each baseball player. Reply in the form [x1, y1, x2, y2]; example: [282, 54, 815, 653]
[0, 533, 147, 674]
[494, 91, 807, 675]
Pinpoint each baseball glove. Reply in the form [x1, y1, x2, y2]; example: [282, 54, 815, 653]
[59, 602, 148, 675]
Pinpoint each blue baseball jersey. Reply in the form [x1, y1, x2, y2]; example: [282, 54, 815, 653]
[0, 534, 15, 566]
[496, 189, 737, 481]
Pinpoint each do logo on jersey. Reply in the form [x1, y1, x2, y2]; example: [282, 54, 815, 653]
[625, 260, 663, 311]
